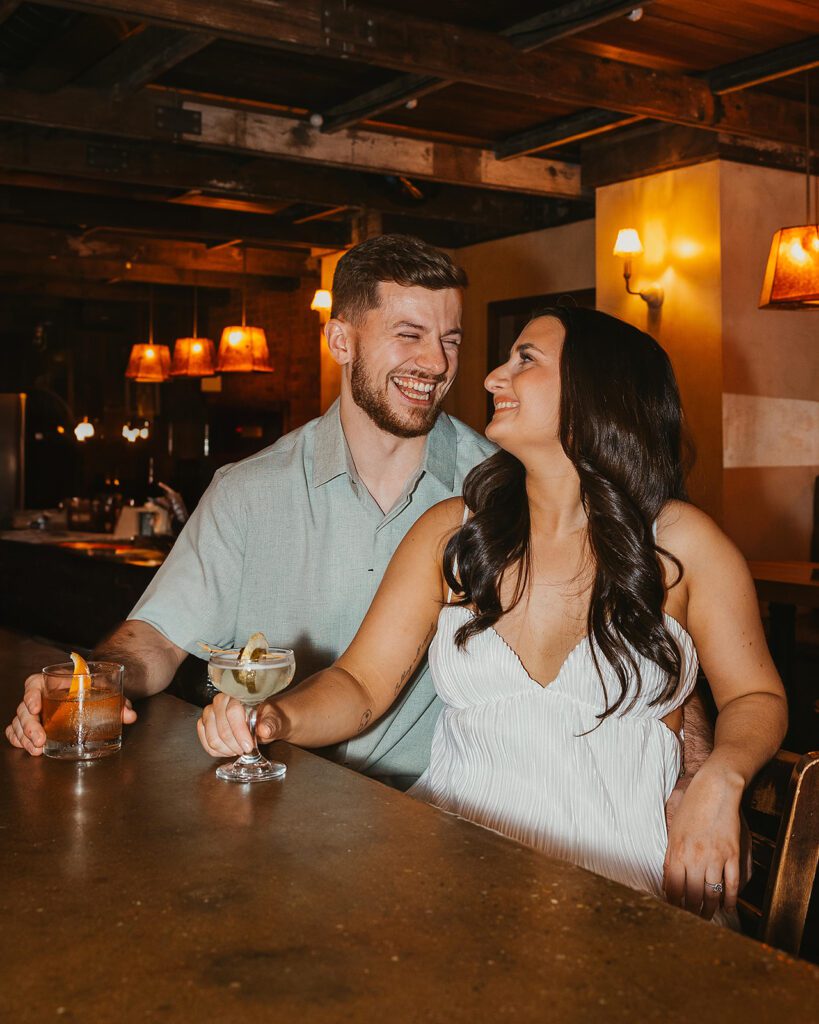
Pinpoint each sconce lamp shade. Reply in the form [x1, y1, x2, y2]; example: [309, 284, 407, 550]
[216, 326, 274, 373]
[759, 225, 819, 308]
[171, 337, 216, 377]
[613, 228, 644, 257]
[311, 289, 333, 313]
[125, 343, 172, 382]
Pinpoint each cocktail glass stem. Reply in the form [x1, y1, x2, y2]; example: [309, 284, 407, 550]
[237, 705, 263, 765]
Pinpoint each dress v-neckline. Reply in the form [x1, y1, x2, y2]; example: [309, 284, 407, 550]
[487, 622, 589, 690]
[442, 604, 695, 694]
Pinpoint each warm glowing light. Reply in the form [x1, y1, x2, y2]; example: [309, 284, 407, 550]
[122, 423, 145, 443]
[125, 343, 171, 382]
[613, 229, 644, 258]
[216, 326, 273, 373]
[74, 417, 94, 442]
[311, 289, 333, 312]
[56, 425, 65, 435]
[787, 238, 809, 264]
[171, 337, 216, 377]
[759, 224, 819, 308]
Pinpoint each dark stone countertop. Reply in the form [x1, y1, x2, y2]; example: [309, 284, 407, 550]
[1, 629, 817, 1023]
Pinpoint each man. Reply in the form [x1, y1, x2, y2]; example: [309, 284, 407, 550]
[7, 234, 495, 788]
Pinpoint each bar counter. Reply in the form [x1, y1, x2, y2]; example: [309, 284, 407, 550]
[2, 631, 817, 1023]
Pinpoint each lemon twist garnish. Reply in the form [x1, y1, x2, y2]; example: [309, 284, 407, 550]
[68, 651, 91, 697]
[237, 632, 269, 693]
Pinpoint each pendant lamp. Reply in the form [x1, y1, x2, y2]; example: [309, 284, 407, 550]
[125, 288, 172, 381]
[759, 72, 819, 309]
[172, 286, 216, 377]
[216, 248, 274, 372]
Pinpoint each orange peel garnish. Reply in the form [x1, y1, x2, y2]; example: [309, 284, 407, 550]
[68, 651, 91, 696]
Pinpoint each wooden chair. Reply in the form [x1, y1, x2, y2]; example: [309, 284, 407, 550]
[738, 750, 819, 958]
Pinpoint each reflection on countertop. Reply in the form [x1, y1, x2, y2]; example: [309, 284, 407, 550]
[0, 529, 172, 567]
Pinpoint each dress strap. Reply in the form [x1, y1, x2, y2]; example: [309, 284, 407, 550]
[446, 502, 471, 605]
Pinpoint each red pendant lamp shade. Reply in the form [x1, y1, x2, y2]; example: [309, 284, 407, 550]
[125, 343, 171, 382]
[759, 225, 819, 308]
[216, 248, 274, 373]
[171, 337, 216, 376]
[216, 325, 273, 373]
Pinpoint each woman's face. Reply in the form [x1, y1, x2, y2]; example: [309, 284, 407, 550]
[484, 316, 565, 457]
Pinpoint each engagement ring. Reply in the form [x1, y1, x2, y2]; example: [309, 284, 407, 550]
[704, 881, 724, 894]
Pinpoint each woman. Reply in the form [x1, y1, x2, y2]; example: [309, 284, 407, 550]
[199, 307, 786, 921]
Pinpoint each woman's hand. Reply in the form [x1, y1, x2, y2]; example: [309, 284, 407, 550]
[197, 694, 282, 757]
[663, 764, 744, 919]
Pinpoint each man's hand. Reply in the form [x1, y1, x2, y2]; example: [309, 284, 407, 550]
[5, 672, 137, 756]
[197, 693, 282, 757]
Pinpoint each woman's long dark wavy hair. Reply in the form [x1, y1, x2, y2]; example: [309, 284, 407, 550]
[443, 306, 694, 721]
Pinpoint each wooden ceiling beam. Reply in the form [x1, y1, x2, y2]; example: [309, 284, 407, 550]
[0, 132, 579, 225]
[0, 275, 230, 302]
[0, 224, 313, 276]
[581, 122, 816, 190]
[496, 35, 819, 159]
[0, 183, 351, 247]
[73, 25, 215, 96]
[33, 0, 807, 146]
[707, 35, 819, 94]
[0, 252, 299, 290]
[319, 1, 658, 133]
[0, 87, 584, 197]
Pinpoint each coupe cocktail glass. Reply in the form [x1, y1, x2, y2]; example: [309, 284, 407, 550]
[207, 648, 294, 782]
[42, 661, 124, 760]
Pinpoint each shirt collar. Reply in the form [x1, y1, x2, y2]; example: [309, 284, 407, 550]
[311, 399, 458, 492]
[312, 400, 351, 488]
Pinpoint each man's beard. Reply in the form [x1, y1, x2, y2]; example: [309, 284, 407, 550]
[350, 354, 444, 439]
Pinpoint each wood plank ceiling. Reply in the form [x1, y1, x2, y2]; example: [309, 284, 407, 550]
[0, 0, 817, 298]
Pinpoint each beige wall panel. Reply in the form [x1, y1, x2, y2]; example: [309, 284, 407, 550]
[595, 162, 724, 522]
[719, 162, 819, 402]
[448, 220, 595, 432]
[723, 393, 819, 468]
[723, 466, 816, 561]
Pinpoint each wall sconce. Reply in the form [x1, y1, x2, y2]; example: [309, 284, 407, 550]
[311, 288, 333, 323]
[613, 228, 664, 309]
[74, 417, 94, 442]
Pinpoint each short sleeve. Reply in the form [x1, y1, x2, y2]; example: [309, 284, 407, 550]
[127, 466, 246, 655]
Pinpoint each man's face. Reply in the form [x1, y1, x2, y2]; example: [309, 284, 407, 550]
[347, 282, 462, 438]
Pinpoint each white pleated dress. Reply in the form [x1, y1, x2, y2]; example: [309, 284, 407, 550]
[409, 604, 697, 900]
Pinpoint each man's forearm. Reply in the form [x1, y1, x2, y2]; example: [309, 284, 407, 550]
[681, 685, 714, 777]
[93, 620, 186, 699]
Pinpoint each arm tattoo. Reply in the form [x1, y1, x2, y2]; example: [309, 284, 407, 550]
[357, 709, 373, 734]
[393, 622, 436, 695]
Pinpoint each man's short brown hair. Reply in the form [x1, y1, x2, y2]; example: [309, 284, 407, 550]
[331, 234, 468, 324]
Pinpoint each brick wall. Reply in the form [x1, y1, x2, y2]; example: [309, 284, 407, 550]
[204, 276, 322, 433]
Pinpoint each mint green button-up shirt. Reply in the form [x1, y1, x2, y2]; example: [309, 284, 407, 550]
[129, 400, 495, 785]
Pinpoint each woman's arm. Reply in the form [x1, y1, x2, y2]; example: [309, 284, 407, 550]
[659, 504, 787, 918]
[197, 498, 463, 757]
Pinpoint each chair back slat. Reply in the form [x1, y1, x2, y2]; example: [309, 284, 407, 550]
[742, 751, 819, 956]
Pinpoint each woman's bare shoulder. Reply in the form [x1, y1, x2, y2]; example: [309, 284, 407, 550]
[655, 500, 746, 574]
